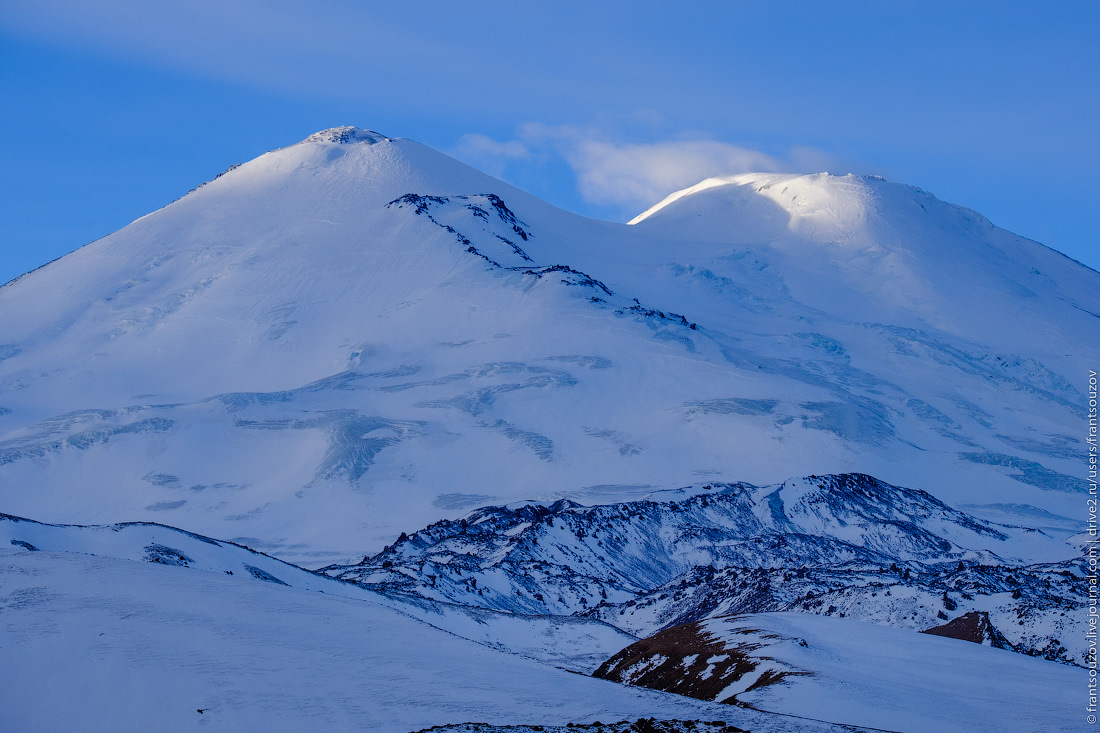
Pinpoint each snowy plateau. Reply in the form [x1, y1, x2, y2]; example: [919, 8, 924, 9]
[0, 126, 1095, 731]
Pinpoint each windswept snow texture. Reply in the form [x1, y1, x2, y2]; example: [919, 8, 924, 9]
[0, 128, 1096, 564]
[2, 527, 882, 733]
[1, 545, 767, 733]
[0, 513, 638, 674]
[593, 612, 1082, 732]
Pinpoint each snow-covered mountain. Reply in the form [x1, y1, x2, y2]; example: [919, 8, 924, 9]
[0, 127, 1094, 567]
[1, 126, 1094, 730]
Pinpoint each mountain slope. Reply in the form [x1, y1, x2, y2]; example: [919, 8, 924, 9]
[1, 543, 766, 733]
[3, 509, 1075, 731]
[0, 512, 639, 673]
[592, 612, 1083, 732]
[0, 127, 1095, 565]
[630, 171, 1098, 355]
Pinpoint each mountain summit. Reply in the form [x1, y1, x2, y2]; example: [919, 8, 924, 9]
[303, 126, 391, 144]
[0, 128, 1092, 564]
[631, 171, 1097, 347]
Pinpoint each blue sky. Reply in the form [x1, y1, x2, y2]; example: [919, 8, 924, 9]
[1, 1, 1097, 284]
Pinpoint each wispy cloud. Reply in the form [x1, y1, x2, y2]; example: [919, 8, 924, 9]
[0, 0, 491, 103]
[524, 124, 782, 208]
[453, 123, 845, 219]
[452, 134, 532, 179]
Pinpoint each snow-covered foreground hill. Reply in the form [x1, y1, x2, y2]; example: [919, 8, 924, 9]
[0, 127, 1095, 565]
[1, 539, 870, 733]
[594, 612, 1083, 732]
[1, 517, 1081, 732]
[0, 512, 638, 674]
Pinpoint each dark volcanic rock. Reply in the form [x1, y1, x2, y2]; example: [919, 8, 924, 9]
[921, 611, 1014, 650]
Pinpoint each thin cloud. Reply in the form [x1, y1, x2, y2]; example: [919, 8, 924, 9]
[452, 134, 532, 178]
[456, 124, 844, 218]
[0, 0, 487, 102]
[525, 125, 782, 208]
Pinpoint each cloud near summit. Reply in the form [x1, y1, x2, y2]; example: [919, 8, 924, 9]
[454, 124, 841, 218]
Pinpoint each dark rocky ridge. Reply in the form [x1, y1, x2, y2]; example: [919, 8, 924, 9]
[321, 473, 1082, 666]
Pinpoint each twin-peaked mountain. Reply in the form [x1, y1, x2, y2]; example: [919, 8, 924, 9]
[1, 126, 1092, 731]
[0, 126, 1094, 567]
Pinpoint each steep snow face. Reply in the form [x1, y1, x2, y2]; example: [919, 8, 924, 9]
[0, 129, 1095, 564]
[0, 127, 556, 402]
[631, 172, 1098, 346]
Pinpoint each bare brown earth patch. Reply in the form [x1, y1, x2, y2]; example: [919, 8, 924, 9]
[920, 610, 1013, 649]
[592, 619, 807, 705]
